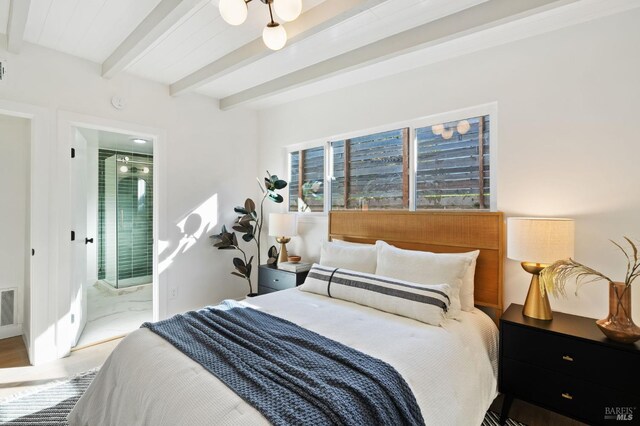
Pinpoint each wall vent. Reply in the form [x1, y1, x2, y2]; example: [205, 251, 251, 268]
[0, 288, 16, 327]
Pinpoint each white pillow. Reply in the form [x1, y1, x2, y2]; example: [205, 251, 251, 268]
[454, 250, 480, 312]
[374, 241, 472, 319]
[300, 264, 451, 326]
[319, 240, 377, 274]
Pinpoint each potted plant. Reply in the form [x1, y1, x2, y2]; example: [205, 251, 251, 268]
[210, 172, 287, 296]
[541, 237, 640, 343]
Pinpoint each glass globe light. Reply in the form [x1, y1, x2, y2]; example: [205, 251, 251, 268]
[441, 128, 454, 140]
[219, 0, 248, 26]
[457, 119, 471, 135]
[274, 0, 302, 22]
[431, 123, 444, 135]
[263, 22, 287, 50]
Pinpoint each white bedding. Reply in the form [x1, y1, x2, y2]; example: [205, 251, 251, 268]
[69, 288, 498, 426]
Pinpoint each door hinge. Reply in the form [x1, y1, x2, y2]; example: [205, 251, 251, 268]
[71, 148, 76, 158]
[71, 231, 75, 241]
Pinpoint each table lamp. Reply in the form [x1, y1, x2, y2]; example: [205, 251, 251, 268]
[269, 213, 298, 264]
[507, 217, 575, 320]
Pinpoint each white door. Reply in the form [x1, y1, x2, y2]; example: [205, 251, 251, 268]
[70, 135, 89, 347]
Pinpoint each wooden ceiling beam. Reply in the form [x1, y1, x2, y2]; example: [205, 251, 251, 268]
[6, 0, 31, 54]
[218, 0, 578, 110]
[102, 0, 209, 79]
[169, 0, 387, 96]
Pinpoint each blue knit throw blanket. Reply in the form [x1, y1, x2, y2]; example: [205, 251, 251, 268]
[142, 300, 424, 426]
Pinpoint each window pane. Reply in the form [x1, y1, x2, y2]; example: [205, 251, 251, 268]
[415, 116, 490, 209]
[289, 146, 325, 212]
[331, 128, 409, 210]
[289, 151, 299, 212]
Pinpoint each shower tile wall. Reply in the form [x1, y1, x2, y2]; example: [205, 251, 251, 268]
[98, 149, 153, 286]
[102, 153, 117, 283]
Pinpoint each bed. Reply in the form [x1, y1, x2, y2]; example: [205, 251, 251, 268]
[69, 211, 504, 426]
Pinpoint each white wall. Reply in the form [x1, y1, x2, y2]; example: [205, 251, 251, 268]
[0, 114, 30, 339]
[257, 10, 640, 320]
[0, 40, 258, 360]
[23, 116, 31, 349]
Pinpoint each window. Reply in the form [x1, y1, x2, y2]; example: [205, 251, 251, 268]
[287, 109, 492, 213]
[416, 115, 490, 209]
[289, 146, 324, 212]
[330, 128, 409, 210]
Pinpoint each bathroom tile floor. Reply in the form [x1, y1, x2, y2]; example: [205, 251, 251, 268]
[75, 282, 152, 348]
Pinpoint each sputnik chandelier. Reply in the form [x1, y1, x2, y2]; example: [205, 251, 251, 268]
[218, 0, 302, 51]
[432, 119, 471, 140]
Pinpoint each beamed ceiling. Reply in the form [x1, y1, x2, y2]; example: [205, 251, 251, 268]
[0, 0, 638, 109]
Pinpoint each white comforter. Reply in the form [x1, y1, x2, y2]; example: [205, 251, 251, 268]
[69, 288, 498, 426]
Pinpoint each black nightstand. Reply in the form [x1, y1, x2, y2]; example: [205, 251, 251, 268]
[499, 304, 640, 425]
[258, 264, 308, 295]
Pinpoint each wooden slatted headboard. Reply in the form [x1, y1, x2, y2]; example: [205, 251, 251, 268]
[328, 210, 505, 316]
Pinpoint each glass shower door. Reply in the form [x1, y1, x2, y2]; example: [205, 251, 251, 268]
[117, 170, 153, 287]
[102, 153, 118, 287]
[98, 151, 153, 289]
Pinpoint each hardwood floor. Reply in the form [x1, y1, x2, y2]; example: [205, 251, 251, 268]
[0, 335, 120, 400]
[0, 335, 587, 425]
[0, 337, 30, 369]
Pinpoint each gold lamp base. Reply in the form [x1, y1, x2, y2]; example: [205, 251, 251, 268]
[521, 262, 553, 320]
[275, 236, 291, 264]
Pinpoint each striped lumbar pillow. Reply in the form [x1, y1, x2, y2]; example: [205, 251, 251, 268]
[299, 264, 451, 326]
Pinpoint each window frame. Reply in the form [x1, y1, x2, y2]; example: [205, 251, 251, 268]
[329, 127, 410, 211]
[286, 103, 498, 216]
[286, 139, 329, 216]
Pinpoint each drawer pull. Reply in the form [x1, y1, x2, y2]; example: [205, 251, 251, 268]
[561, 392, 573, 400]
[273, 279, 279, 282]
[562, 355, 574, 362]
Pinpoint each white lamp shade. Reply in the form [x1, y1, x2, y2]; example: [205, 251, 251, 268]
[507, 217, 575, 264]
[219, 0, 247, 25]
[274, 0, 302, 22]
[269, 213, 298, 237]
[262, 23, 287, 50]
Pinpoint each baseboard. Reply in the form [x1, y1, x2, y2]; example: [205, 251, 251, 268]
[0, 323, 22, 339]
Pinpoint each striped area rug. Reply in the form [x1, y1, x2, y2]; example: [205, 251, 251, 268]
[0, 370, 97, 425]
[484, 409, 527, 426]
[0, 370, 526, 425]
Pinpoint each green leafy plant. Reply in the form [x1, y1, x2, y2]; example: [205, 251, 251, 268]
[541, 237, 640, 298]
[210, 172, 287, 294]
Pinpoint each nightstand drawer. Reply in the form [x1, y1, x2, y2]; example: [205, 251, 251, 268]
[258, 267, 296, 291]
[502, 358, 639, 425]
[502, 322, 639, 394]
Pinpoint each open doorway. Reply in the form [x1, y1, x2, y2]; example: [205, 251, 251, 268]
[72, 127, 154, 348]
[0, 114, 30, 353]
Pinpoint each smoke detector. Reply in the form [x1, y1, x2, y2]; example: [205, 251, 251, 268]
[111, 96, 126, 110]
